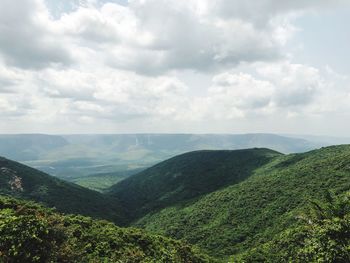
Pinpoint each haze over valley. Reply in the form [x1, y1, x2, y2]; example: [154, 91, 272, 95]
[1, 132, 345, 191]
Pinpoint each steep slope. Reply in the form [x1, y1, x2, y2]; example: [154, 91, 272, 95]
[133, 145, 350, 259]
[235, 191, 350, 262]
[0, 157, 126, 225]
[109, 148, 282, 222]
[0, 196, 214, 263]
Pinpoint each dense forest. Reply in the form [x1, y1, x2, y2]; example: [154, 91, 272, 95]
[1, 145, 350, 262]
[0, 196, 213, 262]
[114, 145, 350, 260]
[0, 157, 126, 224]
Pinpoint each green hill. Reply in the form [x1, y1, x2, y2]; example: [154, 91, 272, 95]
[0, 156, 126, 225]
[111, 145, 350, 259]
[2, 144, 350, 261]
[109, 148, 281, 222]
[234, 191, 350, 262]
[0, 195, 214, 263]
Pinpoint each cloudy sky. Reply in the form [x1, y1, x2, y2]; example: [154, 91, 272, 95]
[0, 0, 349, 135]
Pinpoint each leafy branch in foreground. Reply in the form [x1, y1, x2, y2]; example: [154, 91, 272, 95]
[0, 196, 214, 263]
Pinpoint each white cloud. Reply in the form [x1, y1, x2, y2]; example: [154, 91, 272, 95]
[0, 0, 72, 69]
[53, 0, 290, 74]
[0, 94, 34, 118]
[256, 62, 322, 108]
[30, 68, 189, 121]
[0, 0, 349, 134]
[187, 61, 347, 121]
[0, 65, 24, 93]
[1, 0, 345, 73]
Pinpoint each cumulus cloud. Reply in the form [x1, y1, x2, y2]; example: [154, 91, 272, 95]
[53, 0, 347, 74]
[203, 0, 349, 25]
[1, 0, 346, 73]
[56, 0, 284, 74]
[31, 68, 189, 121]
[187, 61, 341, 121]
[0, 0, 72, 69]
[0, 66, 22, 93]
[0, 94, 34, 118]
[0, 0, 349, 134]
[256, 62, 323, 108]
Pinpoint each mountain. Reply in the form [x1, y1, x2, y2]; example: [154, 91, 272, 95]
[0, 156, 126, 225]
[0, 134, 68, 161]
[62, 133, 318, 154]
[109, 145, 350, 259]
[281, 133, 350, 146]
[0, 195, 214, 263]
[0, 133, 321, 182]
[2, 143, 350, 261]
[109, 148, 282, 222]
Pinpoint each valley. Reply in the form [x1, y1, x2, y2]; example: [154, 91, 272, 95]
[1, 143, 350, 261]
[0, 133, 328, 191]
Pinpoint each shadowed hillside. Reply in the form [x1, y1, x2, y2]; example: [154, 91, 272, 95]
[0, 157, 126, 225]
[109, 148, 282, 222]
[110, 145, 350, 259]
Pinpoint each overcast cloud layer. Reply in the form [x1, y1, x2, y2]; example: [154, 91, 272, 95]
[0, 0, 349, 135]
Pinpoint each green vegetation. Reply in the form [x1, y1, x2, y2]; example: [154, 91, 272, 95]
[236, 191, 350, 262]
[72, 169, 143, 192]
[109, 148, 281, 222]
[2, 143, 350, 261]
[0, 196, 214, 262]
[116, 145, 350, 260]
[0, 157, 126, 225]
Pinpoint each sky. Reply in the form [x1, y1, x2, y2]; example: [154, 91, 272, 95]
[0, 0, 349, 135]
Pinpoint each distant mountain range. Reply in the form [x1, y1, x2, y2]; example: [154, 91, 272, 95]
[0, 133, 331, 184]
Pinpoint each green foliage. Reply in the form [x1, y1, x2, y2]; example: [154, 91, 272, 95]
[131, 145, 350, 259]
[236, 192, 350, 262]
[0, 196, 214, 263]
[109, 148, 281, 222]
[2, 144, 350, 262]
[0, 157, 126, 225]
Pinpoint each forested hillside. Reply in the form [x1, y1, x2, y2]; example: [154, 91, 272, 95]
[0, 196, 214, 263]
[235, 191, 350, 262]
[110, 145, 350, 260]
[0, 157, 126, 225]
[109, 148, 281, 222]
[1, 145, 350, 262]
